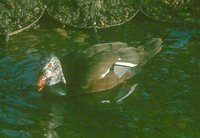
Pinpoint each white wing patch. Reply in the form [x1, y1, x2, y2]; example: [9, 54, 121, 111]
[114, 61, 137, 78]
[115, 61, 137, 67]
[100, 68, 110, 78]
[114, 65, 130, 78]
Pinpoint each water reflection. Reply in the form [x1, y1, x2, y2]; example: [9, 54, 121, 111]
[40, 98, 138, 138]
[0, 53, 41, 137]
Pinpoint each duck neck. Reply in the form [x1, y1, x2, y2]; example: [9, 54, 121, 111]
[0, 29, 10, 58]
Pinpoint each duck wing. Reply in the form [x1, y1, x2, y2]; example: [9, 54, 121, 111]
[82, 38, 162, 92]
[82, 43, 143, 92]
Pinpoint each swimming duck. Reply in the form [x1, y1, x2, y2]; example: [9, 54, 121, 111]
[36, 38, 163, 96]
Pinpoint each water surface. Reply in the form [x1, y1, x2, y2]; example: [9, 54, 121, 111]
[0, 14, 200, 138]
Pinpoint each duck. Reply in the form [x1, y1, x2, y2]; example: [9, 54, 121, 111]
[36, 38, 163, 97]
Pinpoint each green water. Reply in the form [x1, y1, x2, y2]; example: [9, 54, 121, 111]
[0, 14, 200, 138]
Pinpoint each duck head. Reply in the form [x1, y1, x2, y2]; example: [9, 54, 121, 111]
[36, 54, 66, 92]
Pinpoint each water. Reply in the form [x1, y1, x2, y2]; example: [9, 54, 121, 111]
[0, 14, 200, 138]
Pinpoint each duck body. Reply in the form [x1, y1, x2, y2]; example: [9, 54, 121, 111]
[36, 38, 163, 96]
[81, 40, 162, 92]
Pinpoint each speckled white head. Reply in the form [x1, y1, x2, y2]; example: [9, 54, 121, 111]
[37, 54, 66, 91]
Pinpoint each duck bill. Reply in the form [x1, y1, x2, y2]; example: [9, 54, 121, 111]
[36, 75, 46, 91]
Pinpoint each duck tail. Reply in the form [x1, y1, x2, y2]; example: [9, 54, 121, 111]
[136, 38, 163, 67]
[144, 38, 163, 59]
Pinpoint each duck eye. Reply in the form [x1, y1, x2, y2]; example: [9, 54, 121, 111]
[48, 63, 52, 68]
